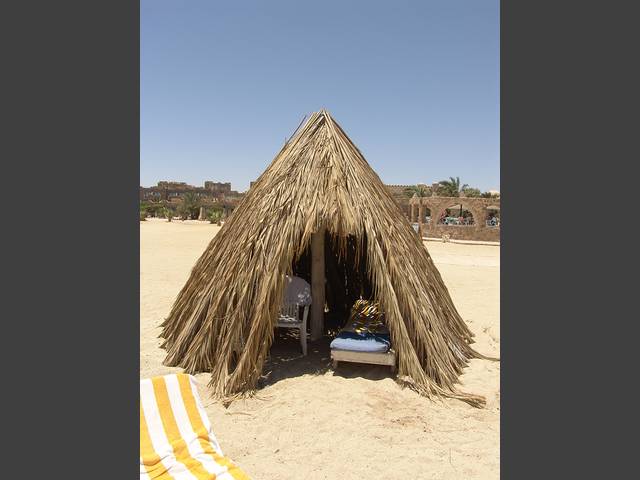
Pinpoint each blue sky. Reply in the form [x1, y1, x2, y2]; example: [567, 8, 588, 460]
[141, 0, 499, 192]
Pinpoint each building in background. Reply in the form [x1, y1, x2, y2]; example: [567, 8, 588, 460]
[140, 180, 244, 203]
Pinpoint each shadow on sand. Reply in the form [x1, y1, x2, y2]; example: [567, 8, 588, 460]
[258, 329, 395, 389]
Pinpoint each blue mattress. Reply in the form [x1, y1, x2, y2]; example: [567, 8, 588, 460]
[330, 331, 391, 353]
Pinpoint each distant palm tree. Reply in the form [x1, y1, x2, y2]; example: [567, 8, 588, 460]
[178, 192, 201, 220]
[463, 187, 482, 198]
[160, 207, 172, 222]
[439, 177, 469, 216]
[403, 184, 430, 198]
[438, 177, 468, 197]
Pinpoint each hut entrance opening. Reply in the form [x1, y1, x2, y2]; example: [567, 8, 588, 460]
[290, 232, 375, 336]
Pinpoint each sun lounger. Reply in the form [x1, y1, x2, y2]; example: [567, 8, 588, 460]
[140, 373, 250, 479]
[330, 320, 396, 372]
[331, 330, 391, 353]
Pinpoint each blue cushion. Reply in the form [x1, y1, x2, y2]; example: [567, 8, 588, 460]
[330, 331, 391, 353]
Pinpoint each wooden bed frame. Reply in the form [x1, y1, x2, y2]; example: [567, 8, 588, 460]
[331, 349, 396, 373]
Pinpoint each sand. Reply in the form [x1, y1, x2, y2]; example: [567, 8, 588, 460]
[140, 218, 500, 479]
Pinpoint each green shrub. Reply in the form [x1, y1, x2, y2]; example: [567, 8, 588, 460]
[158, 207, 172, 222]
[208, 209, 223, 225]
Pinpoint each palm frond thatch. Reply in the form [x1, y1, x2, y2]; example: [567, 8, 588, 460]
[159, 110, 491, 407]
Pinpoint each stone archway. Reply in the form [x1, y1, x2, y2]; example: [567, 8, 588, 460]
[434, 200, 480, 226]
[409, 195, 500, 241]
[486, 205, 500, 227]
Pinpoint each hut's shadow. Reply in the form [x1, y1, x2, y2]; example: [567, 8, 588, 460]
[258, 329, 394, 388]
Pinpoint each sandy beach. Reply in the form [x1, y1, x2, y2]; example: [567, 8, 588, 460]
[140, 218, 500, 479]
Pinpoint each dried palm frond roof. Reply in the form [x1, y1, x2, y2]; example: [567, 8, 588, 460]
[160, 110, 492, 407]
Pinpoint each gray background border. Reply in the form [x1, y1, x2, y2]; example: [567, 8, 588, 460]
[502, 0, 637, 478]
[3, 1, 139, 478]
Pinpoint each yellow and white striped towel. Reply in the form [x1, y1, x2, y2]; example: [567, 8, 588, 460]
[140, 374, 250, 479]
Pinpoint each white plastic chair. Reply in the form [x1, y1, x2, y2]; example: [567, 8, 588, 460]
[277, 276, 311, 356]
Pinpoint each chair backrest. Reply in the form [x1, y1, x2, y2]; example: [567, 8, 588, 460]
[282, 275, 312, 306]
[279, 303, 300, 320]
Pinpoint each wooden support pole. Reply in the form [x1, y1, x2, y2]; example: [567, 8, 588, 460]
[311, 227, 325, 341]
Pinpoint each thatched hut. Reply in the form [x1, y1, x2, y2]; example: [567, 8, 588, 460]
[160, 110, 490, 407]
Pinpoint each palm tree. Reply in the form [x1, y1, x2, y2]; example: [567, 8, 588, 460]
[178, 192, 201, 220]
[403, 184, 430, 198]
[438, 177, 469, 197]
[159, 207, 172, 222]
[439, 177, 469, 216]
